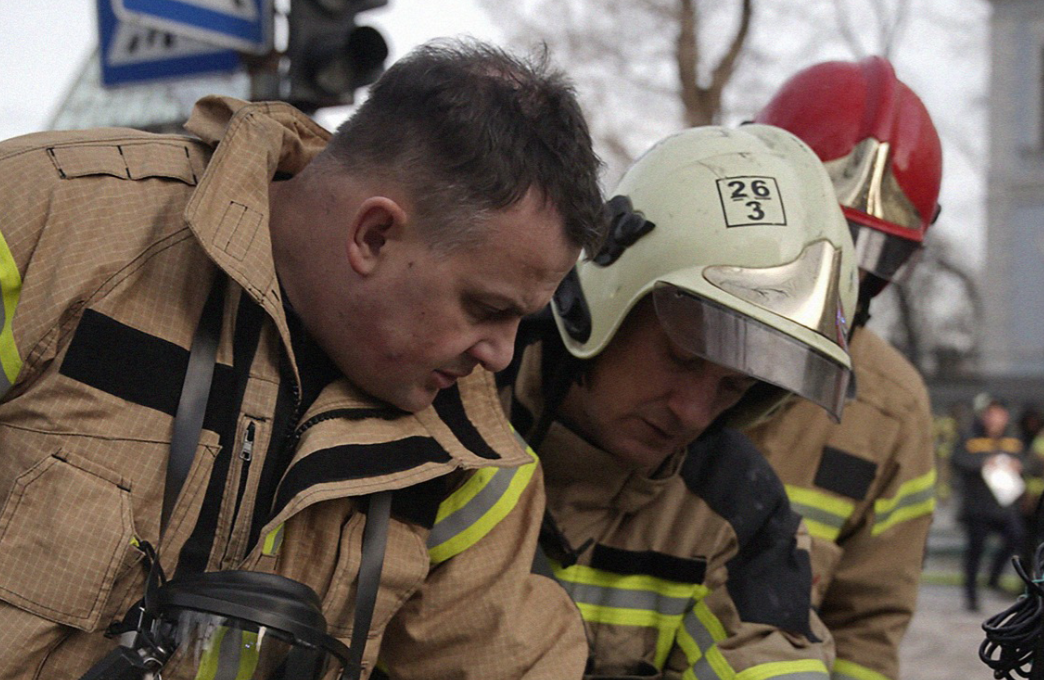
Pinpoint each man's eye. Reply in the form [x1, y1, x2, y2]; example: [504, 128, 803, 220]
[471, 302, 509, 321]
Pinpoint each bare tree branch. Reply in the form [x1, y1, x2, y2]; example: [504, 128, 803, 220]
[706, 0, 754, 118]
[677, 0, 753, 126]
[677, 0, 701, 126]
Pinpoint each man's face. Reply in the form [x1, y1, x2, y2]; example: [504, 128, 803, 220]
[559, 300, 757, 471]
[982, 404, 1010, 438]
[337, 190, 578, 412]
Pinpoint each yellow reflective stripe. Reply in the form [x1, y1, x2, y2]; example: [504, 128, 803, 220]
[874, 469, 935, 515]
[832, 658, 890, 680]
[785, 485, 853, 542]
[800, 518, 843, 542]
[705, 646, 736, 680]
[1027, 477, 1044, 497]
[553, 562, 707, 599]
[433, 465, 497, 524]
[872, 497, 935, 536]
[736, 659, 830, 680]
[553, 560, 709, 670]
[431, 426, 533, 524]
[872, 469, 936, 536]
[786, 485, 856, 520]
[677, 601, 734, 680]
[574, 601, 685, 628]
[0, 229, 21, 389]
[694, 600, 728, 644]
[428, 452, 537, 564]
[262, 523, 285, 557]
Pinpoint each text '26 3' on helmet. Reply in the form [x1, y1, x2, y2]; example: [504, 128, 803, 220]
[552, 125, 858, 424]
[755, 56, 942, 289]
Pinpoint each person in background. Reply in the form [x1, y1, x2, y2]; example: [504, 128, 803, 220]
[952, 399, 1025, 611]
[745, 56, 942, 680]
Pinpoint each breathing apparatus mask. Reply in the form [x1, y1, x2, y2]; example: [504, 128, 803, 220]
[81, 542, 352, 680]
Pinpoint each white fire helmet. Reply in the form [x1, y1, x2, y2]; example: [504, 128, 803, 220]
[551, 124, 858, 423]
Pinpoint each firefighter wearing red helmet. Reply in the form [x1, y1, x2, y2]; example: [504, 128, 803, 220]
[745, 56, 941, 680]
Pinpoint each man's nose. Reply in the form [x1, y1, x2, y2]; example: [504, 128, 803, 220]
[468, 320, 519, 373]
[666, 372, 720, 434]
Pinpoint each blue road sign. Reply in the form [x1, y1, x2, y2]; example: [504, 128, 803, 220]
[115, 0, 272, 55]
[98, 0, 242, 87]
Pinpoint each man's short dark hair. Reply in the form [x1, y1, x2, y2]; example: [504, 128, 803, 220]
[320, 38, 606, 255]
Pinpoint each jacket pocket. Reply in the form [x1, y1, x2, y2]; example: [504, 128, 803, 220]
[0, 449, 135, 631]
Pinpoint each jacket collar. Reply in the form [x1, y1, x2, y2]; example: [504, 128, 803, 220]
[182, 96, 331, 330]
[267, 368, 531, 527]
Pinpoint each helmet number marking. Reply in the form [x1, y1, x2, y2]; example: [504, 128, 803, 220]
[717, 176, 787, 228]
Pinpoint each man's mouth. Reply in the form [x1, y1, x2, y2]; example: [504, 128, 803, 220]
[432, 369, 465, 390]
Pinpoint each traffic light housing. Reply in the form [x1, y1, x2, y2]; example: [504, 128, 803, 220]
[287, 0, 389, 113]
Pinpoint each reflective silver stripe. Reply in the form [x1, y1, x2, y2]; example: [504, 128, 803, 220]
[683, 610, 717, 659]
[789, 500, 847, 531]
[426, 466, 518, 549]
[562, 580, 693, 616]
[692, 654, 720, 680]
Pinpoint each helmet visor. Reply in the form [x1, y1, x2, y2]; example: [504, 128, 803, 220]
[850, 220, 924, 283]
[653, 283, 851, 420]
[163, 611, 346, 680]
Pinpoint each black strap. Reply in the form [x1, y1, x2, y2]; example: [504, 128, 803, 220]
[162, 279, 226, 534]
[160, 275, 390, 680]
[345, 491, 392, 680]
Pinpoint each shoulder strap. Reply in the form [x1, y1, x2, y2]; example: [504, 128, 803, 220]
[345, 491, 392, 680]
[162, 278, 226, 535]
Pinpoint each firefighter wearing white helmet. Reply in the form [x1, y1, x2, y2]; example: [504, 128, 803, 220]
[492, 124, 857, 678]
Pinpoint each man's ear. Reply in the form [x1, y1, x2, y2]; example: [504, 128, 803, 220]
[346, 196, 408, 276]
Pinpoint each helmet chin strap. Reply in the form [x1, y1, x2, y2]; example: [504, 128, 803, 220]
[850, 282, 874, 335]
[528, 331, 587, 452]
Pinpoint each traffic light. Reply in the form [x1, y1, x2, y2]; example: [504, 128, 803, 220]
[287, 0, 390, 113]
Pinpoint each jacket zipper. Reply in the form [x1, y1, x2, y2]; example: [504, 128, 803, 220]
[223, 420, 257, 565]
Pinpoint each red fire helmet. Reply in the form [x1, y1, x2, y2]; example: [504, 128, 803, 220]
[755, 56, 942, 285]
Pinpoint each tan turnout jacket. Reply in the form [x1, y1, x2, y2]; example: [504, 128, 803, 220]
[503, 343, 834, 680]
[0, 97, 585, 679]
[746, 326, 936, 680]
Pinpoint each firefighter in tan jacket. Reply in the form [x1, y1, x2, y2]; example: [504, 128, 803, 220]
[746, 58, 943, 680]
[0, 42, 609, 680]
[497, 125, 861, 678]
